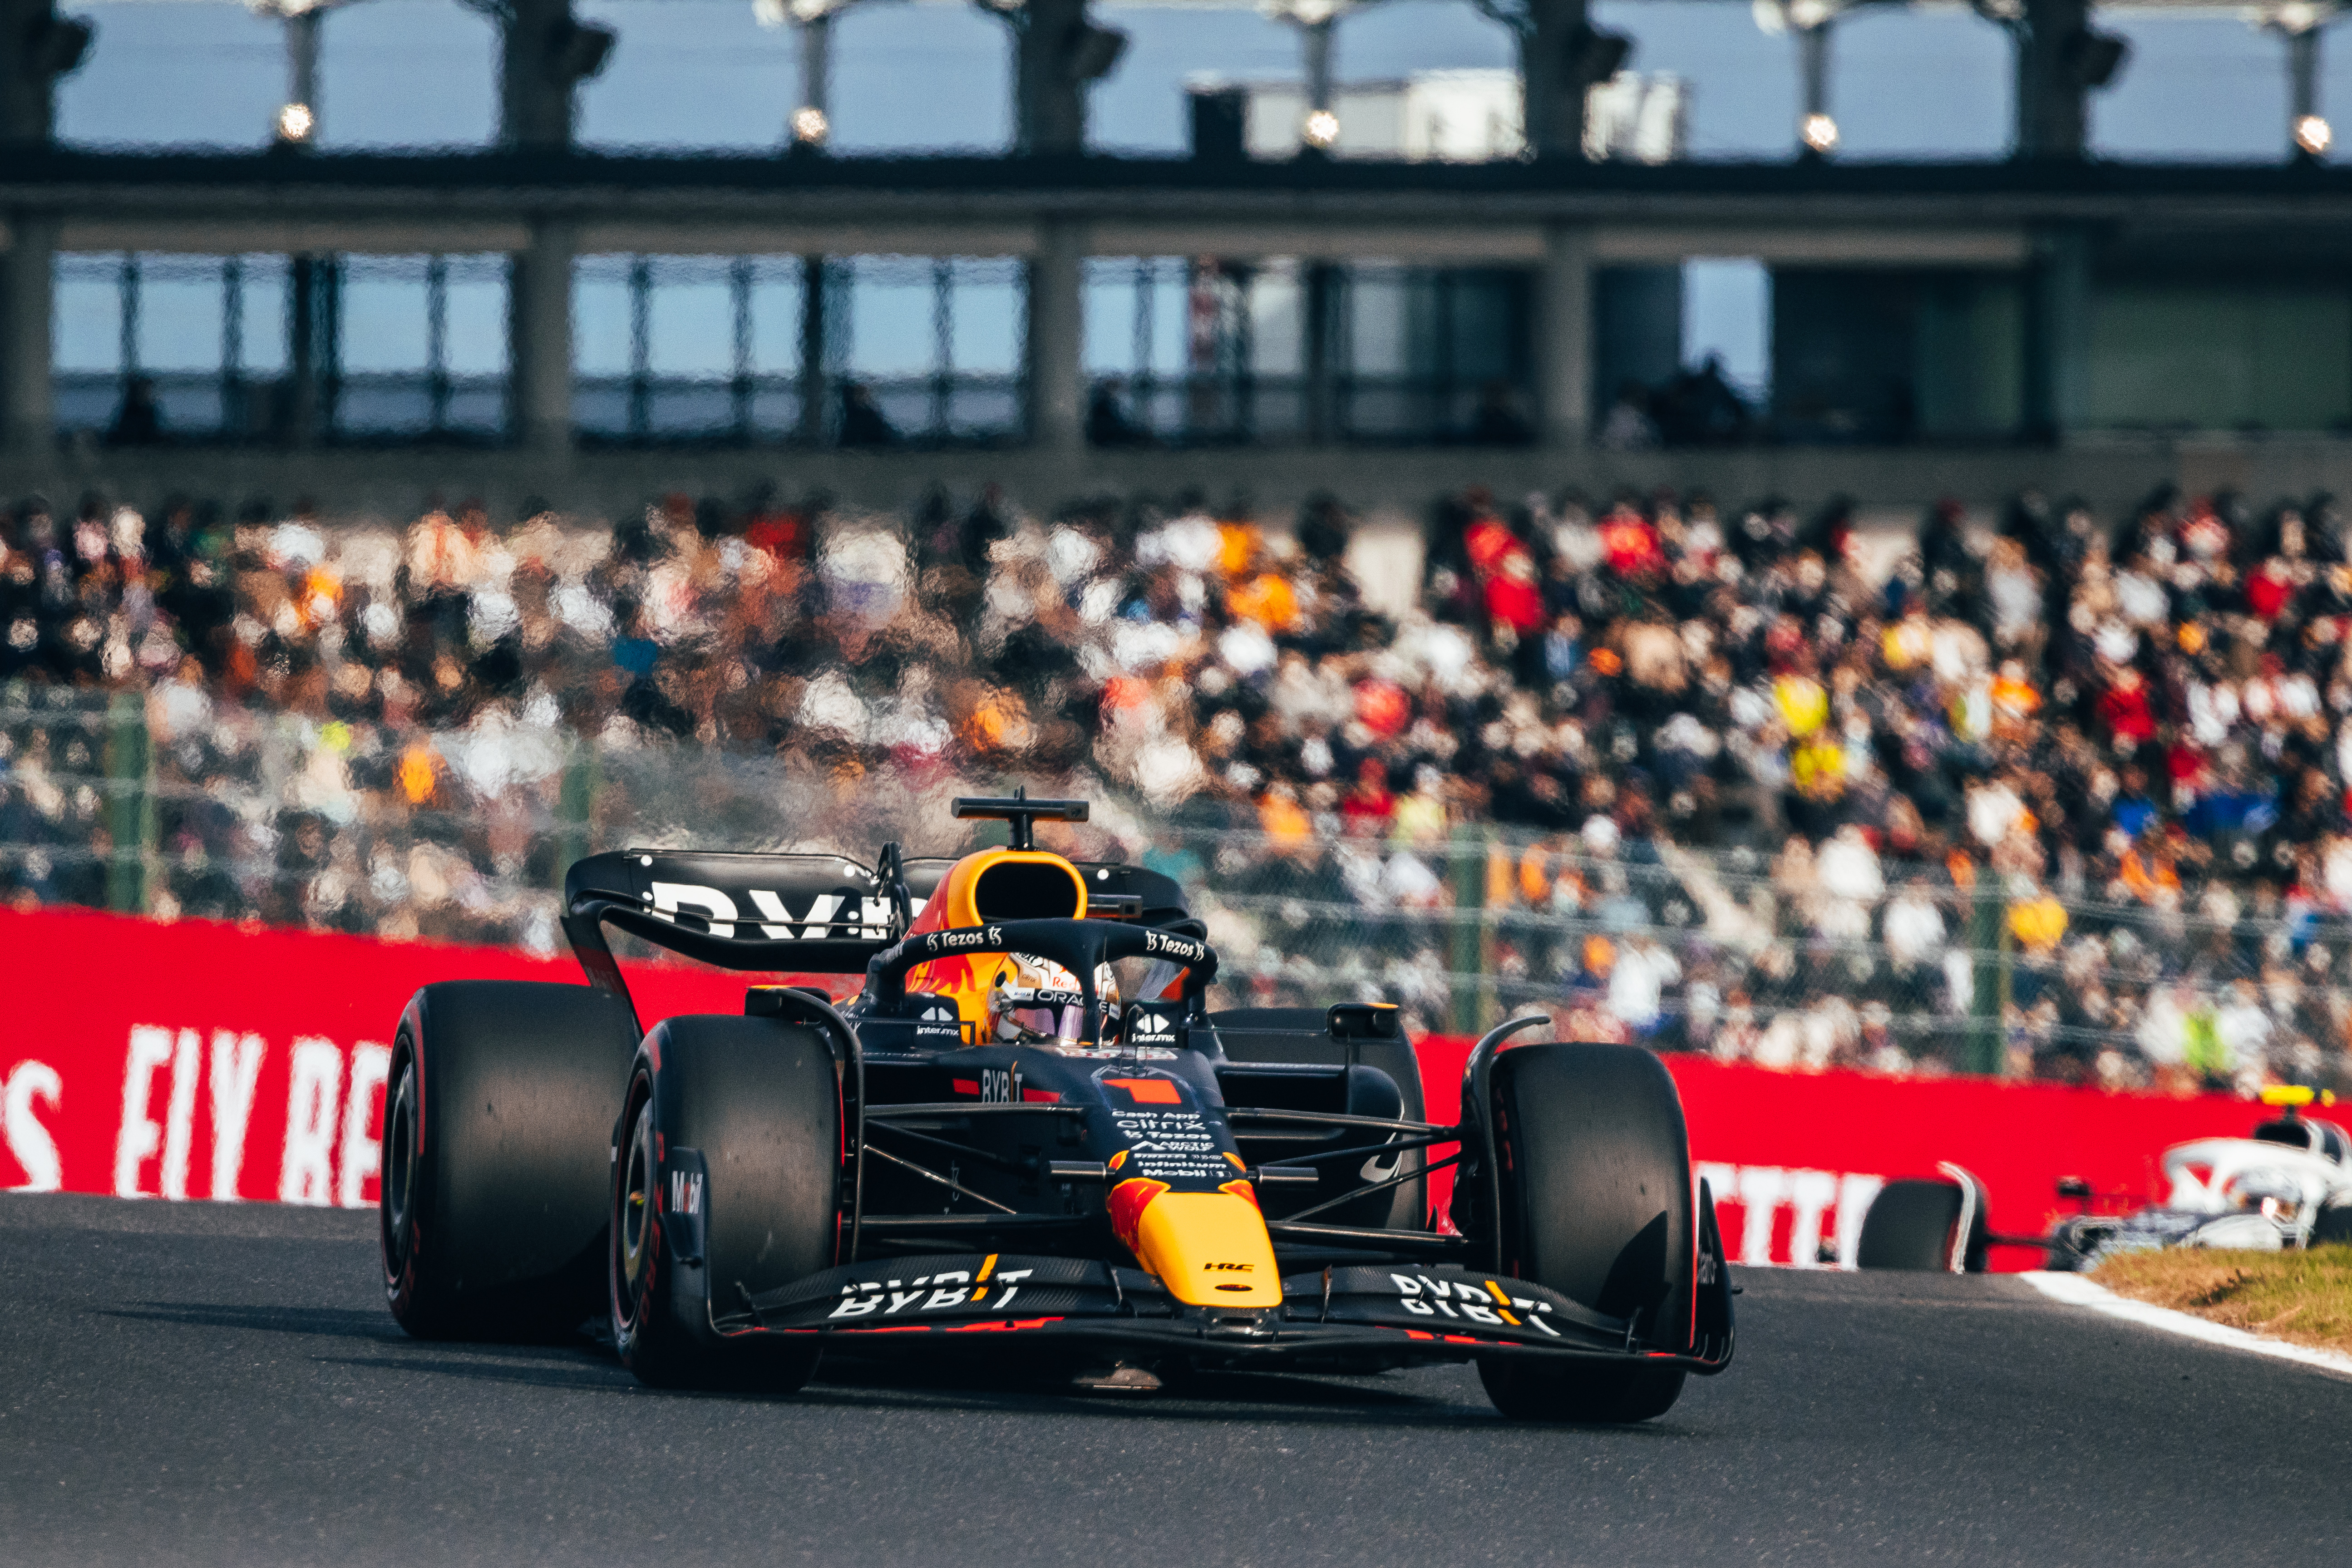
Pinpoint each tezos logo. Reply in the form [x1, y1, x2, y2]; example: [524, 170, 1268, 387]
[1142, 930, 1200, 961]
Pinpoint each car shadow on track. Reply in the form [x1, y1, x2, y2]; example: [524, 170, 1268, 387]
[310, 1352, 640, 1394]
[291, 1343, 1711, 1435]
[101, 1299, 1716, 1434]
[102, 1302, 617, 1366]
[101, 1302, 413, 1343]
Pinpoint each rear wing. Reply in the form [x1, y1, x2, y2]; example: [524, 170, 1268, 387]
[562, 848, 905, 996]
[561, 843, 1198, 1018]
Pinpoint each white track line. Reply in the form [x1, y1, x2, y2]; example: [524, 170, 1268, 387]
[2019, 1270, 2352, 1383]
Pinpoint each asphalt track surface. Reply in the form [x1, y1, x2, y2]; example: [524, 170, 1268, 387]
[5, 1194, 2351, 1567]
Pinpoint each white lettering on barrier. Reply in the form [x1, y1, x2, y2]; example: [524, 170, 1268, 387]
[208, 1032, 266, 1201]
[1835, 1173, 1885, 1267]
[1736, 1166, 1790, 1265]
[3, 1061, 62, 1192]
[112, 1026, 388, 1207]
[280, 1038, 344, 1206]
[1784, 1170, 1839, 1272]
[115, 1026, 177, 1198]
[336, 1044, 392, 1210]
[159, 1028, 202, 1201]
[1699, 1163, 1893, 1268]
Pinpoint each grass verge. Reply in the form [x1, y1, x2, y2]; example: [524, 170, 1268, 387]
[2090, 1246, 2352, 1356]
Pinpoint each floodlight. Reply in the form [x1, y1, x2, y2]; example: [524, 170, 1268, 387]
[2298, 113, 2333, 155]
[276, 101, 316, 144]
[792, 106, 831, 145]
[1800, 111, 1838, 153]
[1302, 108, 1340, 149]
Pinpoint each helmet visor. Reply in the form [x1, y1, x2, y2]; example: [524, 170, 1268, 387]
[998, 988, 1088, 1048]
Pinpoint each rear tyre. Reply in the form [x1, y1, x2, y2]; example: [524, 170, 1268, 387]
[380, 981, 639, 1341]
[610, 1016, 840, 1391]
[1469, 1043, 1693, 1424]
[1857, 1177, 1986, 1272]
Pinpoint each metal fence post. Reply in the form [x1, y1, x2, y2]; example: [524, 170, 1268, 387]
[104, 690, 153, 914]
[1965, 878, 2002, 1075]
[1448, 822, 1484, 1034]
[557, 738, 600, 877]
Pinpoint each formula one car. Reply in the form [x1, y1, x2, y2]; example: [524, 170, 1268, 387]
[379, 793, 1734, 1421]
[1854, 1089, 2352, 1274]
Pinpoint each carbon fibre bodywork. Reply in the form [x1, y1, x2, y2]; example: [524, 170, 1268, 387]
[554, 803, 1735, 1382]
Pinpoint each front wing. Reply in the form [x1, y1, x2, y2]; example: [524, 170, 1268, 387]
[718, 1253, 1735, 1373]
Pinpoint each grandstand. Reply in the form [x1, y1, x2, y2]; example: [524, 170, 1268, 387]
[6, 473, 2352, 1099]
[7, 0, 2352, 1100]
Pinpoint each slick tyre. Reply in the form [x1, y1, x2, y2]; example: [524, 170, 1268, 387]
[1857, 1177, 1986, 1272]
[381, 981, 640, 1341]
[1470, 1043, 1691, 1424]
[610, 1016, 839, 1391]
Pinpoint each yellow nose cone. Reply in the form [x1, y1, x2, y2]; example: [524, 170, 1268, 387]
[1131, 1190, 1284, 1307]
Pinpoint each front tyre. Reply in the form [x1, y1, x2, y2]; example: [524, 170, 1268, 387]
[1467, 1042, 1696, 1424]
[610, 1016, 840, 1390]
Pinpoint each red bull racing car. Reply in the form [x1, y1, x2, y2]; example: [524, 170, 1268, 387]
[379, 794, 1734, 1421]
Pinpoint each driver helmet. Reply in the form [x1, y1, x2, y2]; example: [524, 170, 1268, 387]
[984, 955, 1121, 1050]
[2227, 1166, 2304, 1223]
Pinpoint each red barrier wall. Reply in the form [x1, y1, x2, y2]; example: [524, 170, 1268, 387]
[0, 908, 746, 1206]
[1415, 1035, 2275, 1270]
[0, 910, 2273, 1272]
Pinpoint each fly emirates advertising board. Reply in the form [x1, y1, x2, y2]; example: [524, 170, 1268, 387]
[0, 908, 2268, 1269]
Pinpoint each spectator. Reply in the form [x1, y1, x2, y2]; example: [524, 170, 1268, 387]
[13, 471, 2352, 1098]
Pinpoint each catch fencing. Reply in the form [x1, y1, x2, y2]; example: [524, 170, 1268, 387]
[6, 682, 2346, 1087]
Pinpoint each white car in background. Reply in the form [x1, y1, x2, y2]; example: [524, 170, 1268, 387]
[1853, 1089, 2352, 1273]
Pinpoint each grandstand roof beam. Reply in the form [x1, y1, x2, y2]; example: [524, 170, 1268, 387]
[0, 0, 94, 144]
[489, 0, 616, 152]
[511, 217, 575, 454]
[979, 0, 1128, 155]
[1473, 0, 1630, 161]
[0, 211, 54, 454]
[1535, 220, 1593, 448]
[2022, 220, 2091, 441]
[1028, 216, 1084, 449]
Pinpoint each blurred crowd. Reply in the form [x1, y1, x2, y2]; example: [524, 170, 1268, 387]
[9, 476, 2352, 1097]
